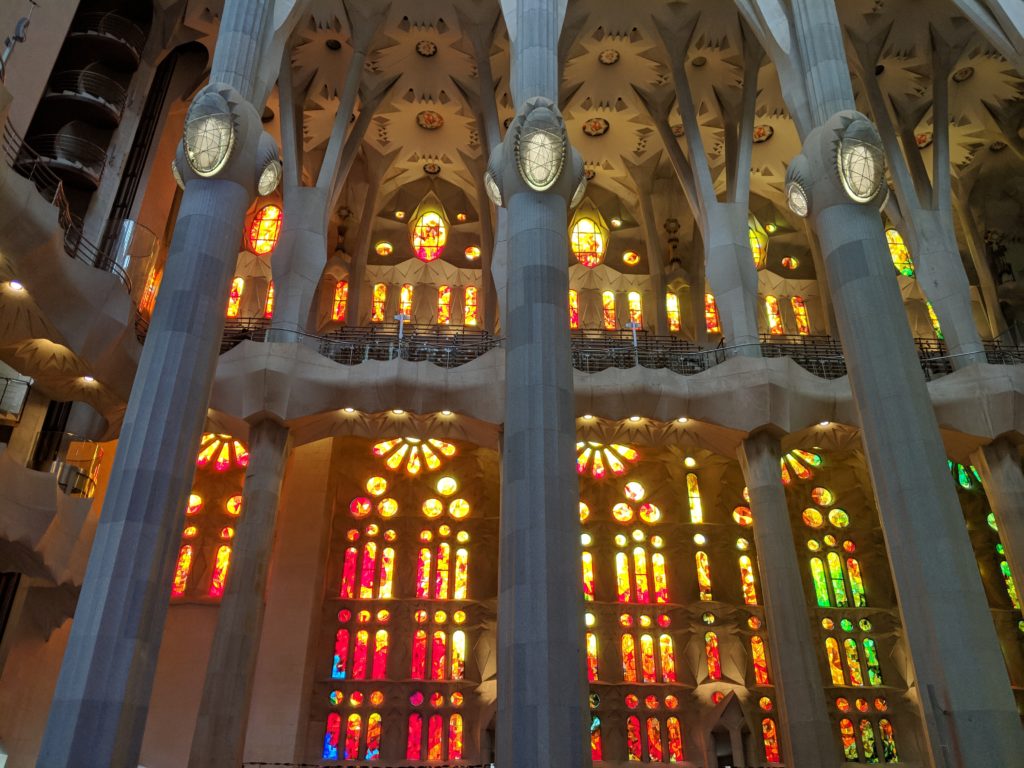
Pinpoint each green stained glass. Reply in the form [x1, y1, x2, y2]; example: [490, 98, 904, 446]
[840, 618, 854, 632]
[956, 464, 972, 490]
[847, 557, 867, 608]
[858, 618, 872, 631]
[996, 543, 1005, 556]
[879, 719, 898, 763]
[970, 465, 982, 485]
[810, 557, 830, 607]
[860, 719, 879, 763]
[793, 449, 822, 466]
[987, 512, 998, 532]
[1000, 561, 1020, 610]
[827, 552, 849, 608]
[863, 638, 883, 686]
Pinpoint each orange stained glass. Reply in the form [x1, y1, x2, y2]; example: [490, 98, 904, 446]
[264, 282, 275, 318]
[601, 291, 617, 330]
[844, 638, 864, 686]
[226, 494, 242, 516]
[371, 283, 387, 322]
[332, 280, 349, 322]
[696, 551, 713, 601]
[582, 551, 595, 601]
[886, 227, 915, 277]
[765, 295, 785, 334]
[464, 286, 479, 326]
[138, 268, 158, 314]
[633, 547, 650, 603]
[666, 717, 684, 762]
[762, 718, 780, 763]
[226, 277, 244, 318]
[415, 547, 431, 598]
[171, 544, 193, 597]
[406, 713, 423, 759]
[785, 452, 813, 480]
[448, 714, 464, 760]
[615, 551, 631, 602]
[752, 635, 770, 685]
[453, 548, 469, 599]
[591, 716, 604, 760]
[621, 633, 638, 682]
[839, 718, 858, 761]
[372, 629, 389, 678]
[705, 631, 722, 680]
[183, 525, 198, 538]
[666, 292, 681, 332]
[739, 555, 758, 605]
[427, 714, 443, 760]
[352, 630, 369, 679]
[437, 285, 452, 325]
[640, 633, 657, 682]
[791, 296, 811, 335]
[451, 630, 466, 680]
[627, 291, 643, 327]
[571, 216, 607, 268]
[652, 553, 669, 603]
[826, 637, 846, 684]
[848, 557, 867, 607]
[430, 630, 447, 680]
[343, 713, 361, 760]
[411, 629, 427, 678]
[687, 472, 703, 522]
[434, 543, 451, 599]
[399, 283, 414, 317]
[412, 210, 448, 262]
[569, 289, 580, 329]
[626, 715, 642, 761]
[586, 632, 599, 681]
[332, 628, 349, 679]
[249, 204, 282, 254]
[377, 547, 395, 598]
[360, 542, 378, 599]
[647, 718, 664, 761]
[660, 633, 677, 682]
[209, 545, 231, 597]
[186, 492, 203, 515]
[340, 547, 358, 598]
[365, 713, 382, 760]
[749, 219, 768, 269]
[705, 293, 721, 333]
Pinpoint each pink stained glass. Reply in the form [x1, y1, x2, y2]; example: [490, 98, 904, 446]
[640, 634, 657, 683]
[696, 551, 713, 601]
[622, 634, 638, 682]
[633, 547, 650, 603]
[666, 717, 684, 762]
[647, 717, 664, 762]
[434, 543, 450, 599]
[431, 630, 447, 680]
[437, 285, 452, 325]
[569, 289, 580, 329]
[411, 629, 427, 678]
[659, 634, 677, 682]
[626, 715, 642, 761]
[586, 632, 599, 682]
[448, 714, 464, 760]
[365, 713, 382, 760]
[406, 713, 423, 759]
[615, 552, 631, 602]
[332, 629, 349, 679]
[739, 555, 758, 605]
[359, 542, 377, 599]
[378, 547, 395, 599]
[762, 718, 780, 763]
[451, 629, 466, 680]
[652, 553, 669, 603]
[582, 552, 595, 601]
[415, 547, 431, 599]
[263, 282, 275, 318]
[427, 714, 444, 760]
[209, 545, 232, 597]
[705, 631, 722, 680]
[454, 548, 469, 599]
[171, 544, 193, 597]
[323, 712, 341, 760]
[352, 630, 369, 679]
[340, 547, 358, 598]
[332, 280, 348, 322]
[372, 629, 389, 679]
[344, 713, 362, 760]
[752, 635, 770, 685]
[226, 277, 244, 317]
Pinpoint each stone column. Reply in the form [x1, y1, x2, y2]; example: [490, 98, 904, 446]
[36, 3, 273, 766]
[188, 419, 290, 768]
[738, 432, 838, 768]
[973, 438, 1024, 596]
[493, 2, 589, 767]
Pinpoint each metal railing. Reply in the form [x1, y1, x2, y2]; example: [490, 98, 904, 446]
[70, 13, 146, 57]
[21, 133, 107, 185]
[0, 376, 30, 420]
[47, 70, 128, 118]
[760, 334, 848, 379]
[571, 329, 711, 375]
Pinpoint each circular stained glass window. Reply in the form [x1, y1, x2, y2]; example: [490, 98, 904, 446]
[811, 487, 834, 506]
[624, 481, 646, 501]
[449, 498, 470, 519]
[624, 694, 639, 709]
[612, 502, 635, 523]
[226, 495, 243, 516]
[366, 476, 387, 496]
[836, 697, 851, 712]
[802, 508, 824, 528]
[436, 476, 458, 496]
[759, 696, 773, 712]
[664, 694, 678, 709]
[350, 497, 372, 518]
[248, 204, 282, 255]
[639, 503, 661, 524]
[733, 506, 753, 526]
[378, 498, 398, 518]
[828, 509, 850, 528]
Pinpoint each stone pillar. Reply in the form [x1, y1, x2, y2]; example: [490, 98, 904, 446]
[36, 3, 272, 765]
[493, 2, 589, 767]
[188, 419, 290, 768]
[705, 203, 762, 356]
[269, 185, 330, 336]
[738, 432, 838, 768]
[973, 438, 1024, 597]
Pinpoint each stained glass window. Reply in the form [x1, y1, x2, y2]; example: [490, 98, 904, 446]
[226, 277, 244, 318]
[323, 712, 341, 759]
[666, 717, 684, 761]
[569, 289, 580, 329]
[739, 555, 758, 604]
[627, 291, 643, 327]
[647, 717, 664, 761]
[427, 713, 443, 759]
[406, 713, 423, 759]
[371, 283, 387, 323]
[622, 634, 637, 681]
[762, 718, 780, 763]
[626, 715, 642, 760]
[687, 473, 703, 523]
[705, 293, 721, 333]
[827, 552, 849, 607]
[411, 629, 427, 678]
[860, 719, 877, 762]
[863, 638, 883, 685]
[602, 291, 617, 330]
[586, 632, 599, 681]
[751, 635, 770, 685]
[696, 551, 712, 601]
[412, 210, 448, 262]
[332, 629, 349, 679]
[886, 228, 915, 277]
[749, 216, 768, 269]
[571, 216, 607, 268]
[264, 282, 275, 318]
[616, 551, 631, 602]
[249, 204, 282, 255]
[464, 286, 479, 326]
[844, 638, 864, 686]
[171, 544, 193, 597]
[437, 286, 452, 325]
[448, 714, 463, 760]
[652, 553, 669, 603]
[879, 718, 898, 762]
[399, 284, 414, 317]
[591, 716, 603, 760]
[810, 557, 830, 607]
[344, 713, 362, 760]
[791, 296, 810, 335]
[926, 301, 943, 340]
[365, 713, 382, 760]
[666, 293, 681, 332]
[840, 718, 858, 760]
[582, 551, 595, 601]
[372, 629, 389, 678]
[765, 295, 785, 334]
[332, 280, 348, 322]
[659, 634, 677, 682]
[848, 557, 866, 607]
[634, 547, 650, 603]
[826, 637, 845, 684]
[705, 631, 722, 680]
[209, 545, 231, 597]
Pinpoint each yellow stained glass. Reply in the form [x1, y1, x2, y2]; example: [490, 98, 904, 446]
[571, 216, 607, 268]
[366, 477, 388, 496]
[615, 551, 631, 602]
[686, 473, 703, 523]
[886, 228, 915, 277]
[696, 551, 712, 600]
[186, 493, 203, 515]
[249, 204, 282, 255]
[791, 296, 811, 335]
[666, 293, 681, 332]
[749, 215, 768, 269]
[371, 283, 387, 323]
[209, 544, 232, 597]
[705, 293, 721, 334]
[437, 286, 452, 325]
[464, 286, 479, 326]
[332, 280, 348, 322]
[264, 282, 275, 318]
[422, 498, 444, 518]
[927, 301, 943, 340]
[448, 499, 470, 519]
[601, 291, 617, 330]
[171, 544, 193, 597]
[226, 277, 244, 318]
[378, 498, 398, 517]
[399, 284, 414, 317]
[412, 210, 448, 262]
[569, 289, 580, 329]
[765, 295, 784, 334]
[627, 291, 643, 327]
[226, 494, 243, 516]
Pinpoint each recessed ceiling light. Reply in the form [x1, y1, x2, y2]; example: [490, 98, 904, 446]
[684, 456, 697, 468]
[7, 281, 24, 292]
[610, 217, 623, 228]
[676, 416, 688, 423]
[392, 409, 405, 415]
[819, 421, 831, 427]
[582, 414, 594, 421]
[440, 410, 452, 416]
[394, 210, 405, 220]
[628, 415, 641, 422]
[343, 407, 355, 413]
[80, 375, 95, 383]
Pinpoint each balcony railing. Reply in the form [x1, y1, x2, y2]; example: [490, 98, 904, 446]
[0, 376, 31, 420]
[46, 70, 128, 123]
[69, 13, 146, 63]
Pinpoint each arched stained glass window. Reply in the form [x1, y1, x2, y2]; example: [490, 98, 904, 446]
[749, 216, 768, 269]
[591, 716, 604, 760]
[666, 293, 681, 332]
[627, 291, 643, 327]
[412, 210, 448, 262]
[437, 285, 452, 325]
[249, 204, 282, 254]
[586, 632, 599, 681]
[926, 301, 943, 340]
[372, 629, 389, 678]
[415, 547, 431, 599]
[839, 718, 858, 760]
[209, 545, 232, 597]
[323, 712, 341, 759]
[399, 283, 414, 317]
[751, 635, 770, 685]
[569, 289, 580, 329]
[863, 638, 883, 686]
[601, 291, 617, 330]
[434, 543, 450, 599]
[762, 718, 780, 763]
[626, 715, 642, 761]
[615, 551, 631, 602]
[659, 634, 677, 682]
[860, 719, 877, 762]
[844, 638, 864, 686]
[705, 631, 722, 680]
[633, 547, 650, 603]
[886, 228, 915, 277]
[464, 286, 479, 326]
[352, 630, 369, 679]
[365, 713, 382, 760]
[427, 713, 444, 760]
[639, 633, 657, 682]
[332, 280, 348, 322]
[344, 713, 362, 760]
[226, 277, 244, 318]
[825, 637, 845, 684]
[847, 557, 866, 607]
[406, 713, 423, 759]
[739, 555, 758, 605]
[687, 473, 703, 523]
[340, 547, 358, 598]
[666, 717, 684, 762]
[360, 542, 378, 599]
[411, 629, 427, 678]
[810, 557, 830, 607]
[827, 552, 849, 607]
[171, 544, 193, 597]
[705, 293, 721, 333]
[430, 630, 447, 680]
[571, 216, 607, 268]
[451, 630, 466, 680]
[765, 295, 785, 334]
[371, 283, 387, 323]
[622, 633, 638, 682]
[791, 296, 810, 335]
[582, 551, 595, 601]
[264, 282, 275, 318]
[652, 553, 669, 603]
[448, 714, 464, 760]
[453, 548, 469, 599]
[879, 718, 898, 762]
[332, 629, 349, 679]
[696, 551, 713, 601]
[647, 717, 664, 761]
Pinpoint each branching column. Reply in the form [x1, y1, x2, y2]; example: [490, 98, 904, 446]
[35, 2, 274, 765]
[973, 438, 1024, 598]
[738, 432, 838, 768]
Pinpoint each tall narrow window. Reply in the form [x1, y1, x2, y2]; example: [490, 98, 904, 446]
[765, 295, 785, 334]
[434, 543, 451, 599]
[879, 719, 898, 762]
[863, 638, 883, 686]
[639, 634, 657, 682]
[705, 631, 722, 680]
[451, 630, 466, 680]
[332, 629, 349, 679]
[825, 637, 845, 684]
[615, 551, 631, 602]
[415, 547, 431, 599]
[411, 629, 427, 678]
[344, 713, 362, 760]
[430, 630, 447, 680]
[847, 557, 866, 607]
[739, 555, 758, 605]
[453, 548, 469, 599]
[582, 551, 595, 601]
[264, 282, 275, 318]
[860, 719, 877, 763]
[372, 629, 389, 678]
[464, 286, 479, 326]
[399, 283, 414, 317]
[886, 228, 915, 277]
[633, 547, 650, 603]
[622, 634, 638, 682]
[226, 277, 244, 318]
[427, 714, 444, 760]
[659, 634, 677, 682]
[844, 638, 864, 686]
[406, 713, 423, 759]
[209, 545, 231, 597]
[687, 473, 703, 522]
[340, 547, 358, 598]
[646, 718, 664, 761]
[791, 296, 810, 335]
[666, 293, 681, 332]
[626, 716, 642, 761]
[171, 544, 193, 597]
[696, 551, 713, 601]
[332, 280, 349, 322]
[448, 714, 464, 760]
[352, 630, 369, 679]
[365, 713, 382, 760]
[749, 218, 768, 269]
[926, 301, 943, 340]
[827, 552, 849, 607]
[379, 547, 395, 599]
[810, 557, 830, 607]
[751, 635, 770, 685]
[652, 553, 669, 603]
[359, 542, 378, 599]
[591, 716, 604, 760]
[705, 293, 721, 333]
[839, 718, 858, 761]
[323, 712, 341, 760]
[586, 632, 599, 681]
[371, 283, 387, 322]
[437, 285, 452, 325]
[666, 717, 684, 762]
[601, 291, 617, 330]
[569, 289, 580, 329]
[627, 291, 643, 327]
[762, 718, 780, 763]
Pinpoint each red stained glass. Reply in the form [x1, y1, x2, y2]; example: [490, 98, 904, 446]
[332, 629, 349, 679]
[667, 716, 684, 762]
[226, 277, 244, 317]
[666, 293, 681, 332]
[448, 714, 463, 759]
[411, 629, 427, 678]
[752, 635, 770, 685]
[353, 629, 369, 679]
[740, 554, 758, 605]
[249, 205, 282, 255]
[171, 544, 193, 597]
[647, 717, 664, 761]
[652, 553, 669, 603]
[601, 291, 617, 330]
[622, 634, 638, 682]
[659, 634, 677, 682]
[415, 547, 431, 599]
[323, 713, 341, 760]
[705, 631, 722, 680]
[762, 718, 780, 763]
[332, 280, 348, 322]
[365, 713, 381, 760]
[343, 713, 361, 760]
[431, 630, 447, 680]
[378, 547, 395, 599]
[427, 714, 444, 760]
[372, 629, 389, 678]
[582, 552, 595, 601]
[454, 548, 469, 599]
[586, 632, 599, 681]
[626, 715, 642, 761]
[434, 543, 450, 599]
[451, 630, 466, 680]
[437, 285, 452, 325]
[209, 545, 231, 597]
[615, 552, 631, 602]
[464, 286, 479, 326]
[406, 713, 423, 759]
[633, 547, 650, 603]
[360, 542, 377, 599]
[264, 282, 274, 318]
[792, 295, 811, 335]
[341, 547, 358, 598]
[569, 289, 580, 329]
[705, 293, 721, 333]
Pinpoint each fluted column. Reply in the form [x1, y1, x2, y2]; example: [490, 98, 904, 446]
[973, 438, 1024, 599]
[738, 432, 838, 768]
[188, 419, 290, 767]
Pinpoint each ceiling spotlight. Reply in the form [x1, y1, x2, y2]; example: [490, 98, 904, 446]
[676, 416, 688, 423]
[582, 414, 594, 421]
[819, 420, 831, 427]
[610, 217, 623, 228]
[628, 415, 641, 422]
[392, 409, 406, 415]
[683, 456, 697, 468]
[440, 410, 453, 416]
[80, 375, 95, 384]
[394, 210, 406, 220]
[7, 280, 25, 292]
[343, 407, 355, 413]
